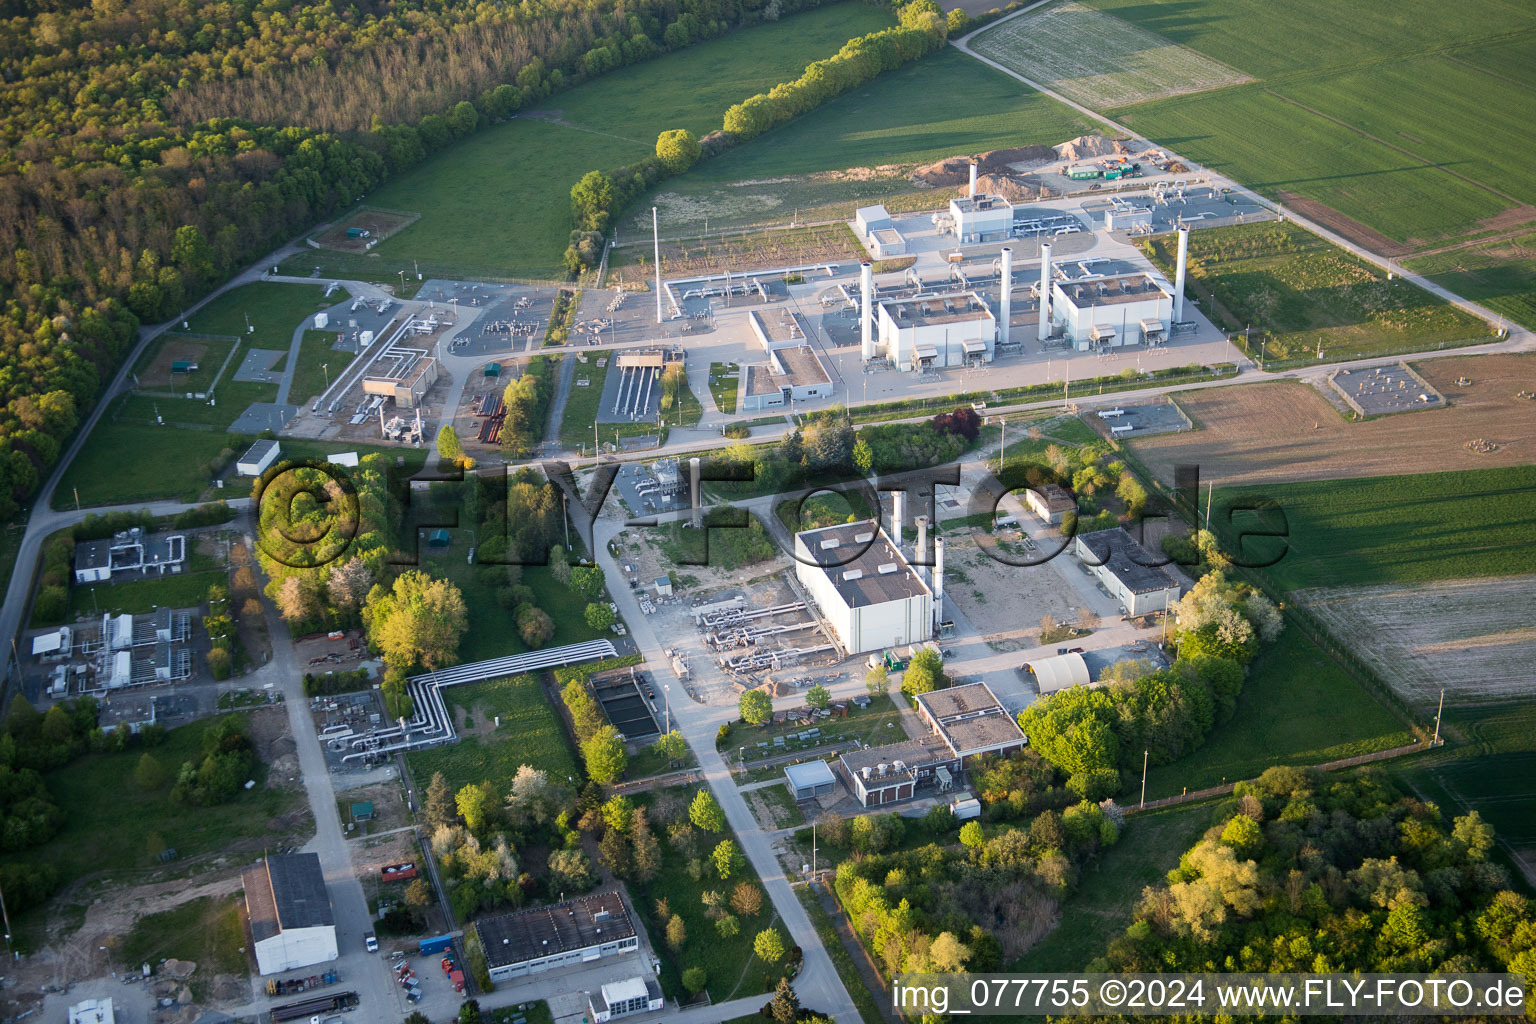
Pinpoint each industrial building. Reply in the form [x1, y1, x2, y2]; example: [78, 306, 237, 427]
[1027, 651, 1091, 695]
[362, 353, 438, 409]
[914, 682, 1028, 765]
[784, 759, 838, 801]
[589, 977, 664, 1022]
[875, 292, 996, 372]
[740, 310, 836, 411]
[243, 853, 339, 976]
[949, 194, 1014, 244]
[1025, 484, 1077, 525]
[839, 738, 954, 807]
[793, 520, 933, 656]
[854, 204, 892, 239]
[237, 438, 281, 477]
[73, 529, 187, 584]
[68, 998, 115, 1024]
[869, 227, 908, 258]
[474, 891, 638, 982]
[1074, 528, 1182, 616]
[1050, 272, 1173, 349]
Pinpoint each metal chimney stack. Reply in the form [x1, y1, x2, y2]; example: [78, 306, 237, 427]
[1038, 242, 1053, 342]
[968, 162, 978, 199]
[933, 535, 945, 628]
[891, 491, 905, 548]
[914, 515, 930, 582]
[689, 457, 702, 529]
[860, 261, 875, 361]
[999, 246, 1013, 348]
[1173, 226, 1190, 323]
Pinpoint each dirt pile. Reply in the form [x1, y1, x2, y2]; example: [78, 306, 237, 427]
[912, 144, 1057, 186]
[1054, 134, 1126, 161]
[976, 172, 1043, 202]
[162, 959, 197, 980]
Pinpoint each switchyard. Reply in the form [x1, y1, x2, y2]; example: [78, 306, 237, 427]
[1329, 364, 1445, 417]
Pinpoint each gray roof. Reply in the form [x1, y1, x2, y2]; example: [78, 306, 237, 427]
[1077, 528, 1179, 594]
[243, 853, 334, 943]
[74, 539, 111, 571]
[240, 439, 279, 463]
[476, 892, 634, 969]
[917, 682, 1026, 755]
[840, 738, 951, 779]
[784, 759, 837, 790]
[798, 520, 927, 609]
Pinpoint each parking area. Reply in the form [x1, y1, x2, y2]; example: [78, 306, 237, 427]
[1329, 364, 1444, 416]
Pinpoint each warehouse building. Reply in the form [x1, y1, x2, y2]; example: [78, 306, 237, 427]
[784, 759, 838, 801]
[1074, 528, 1182, 615]
[914, 682, 1028, 765]
[236, 439, 281, 477]
[474, 891, 638, 981]
[950, 194, 1014, 243]
[1050, 273, 1173, 350]
[794, 520, 933, 656]
[740, 310, 836, 411]
[875, 293, 996, 372]
[1026, 651, 1091, 695]
[589, 977, 664, 1022]
[363, 355, 438, 409]
[243, 853, 338, 976]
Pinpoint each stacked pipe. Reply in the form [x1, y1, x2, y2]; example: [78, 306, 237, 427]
[1000, 247, 1013, 347]
[891, 491, 905, 548]
[689, 457, 702, 529]
[968, 162, 979, 199]
[860, 261, 875, 361]
[1038, 242, 1053, 342]
[1173, 226, 1190, 323]
[915, 515, 930, 583]
[933, 535, 945, 629]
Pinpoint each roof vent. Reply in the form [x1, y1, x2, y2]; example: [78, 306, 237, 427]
[820, 539, 840, 550]
[854, 532, 874, 543]
[843, 570, 864, 581]
[878, 563, 899, 574]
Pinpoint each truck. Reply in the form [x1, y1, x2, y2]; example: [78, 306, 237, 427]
[448, 968, 466, 993]
[269, 991, 358, 1023]
[418, 934, 453, 957]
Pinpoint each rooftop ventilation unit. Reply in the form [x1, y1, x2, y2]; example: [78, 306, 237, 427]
[854, 532, 875, 543]
[820, 539, 840, 550]
[843, 569, 864, 581]
[878, 563, 899, 574]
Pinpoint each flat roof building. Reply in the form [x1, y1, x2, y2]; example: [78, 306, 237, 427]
[590, 977, 664, 1023]
[68, 998, 115, 1024]
[236, 439, 281, 477]
[876, 292, 996, 373]
[474, 891, 638, 981]
[243, 853, 338, 976]
[1074, 528, 1182, 616]
[855, 204, 892, 240]
[1050, 273, 1172, 350]
[784, 759, 838, 801]
[74, 528, 187, 584]
[362, 355, 438, 409]
[915, 682, 1027, 764]
[794, 520, 932, 656]
[838, 738, 955, 807]
[950, 194, 1014, 243]
[742, 310, 835, 411]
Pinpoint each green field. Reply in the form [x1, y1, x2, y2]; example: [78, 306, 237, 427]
[2, 712, 308, 939]
[121, 895, 248, 998]
[1142, 221, 1493, 365]
[67, 570, 222, 619]
[290, 330, 354, 405]
[708, 363, 740, 414]
[362, 3, 895, 278]
[1405, 233, 1536, 331]
[1142, 628, 1414, 800]
[404, 674, 580, 793]
[1216, 465, 1536, 591]
[183, 282, 329, 349]
[634, 48, 1097, 235]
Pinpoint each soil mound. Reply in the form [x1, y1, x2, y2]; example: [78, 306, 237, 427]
[1054, 134, 1126, 161]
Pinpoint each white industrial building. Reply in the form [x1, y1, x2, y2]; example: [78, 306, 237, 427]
[1025, 483, 1077, 525]
[1074, 528, 1182, 616]
[875, 292, 996, 372]
[784, 759, 838, 800]
[236, 439, 281, 477]
[854, 204, 892, 239]
[589, 977, 664, 1022]
[740, 310, 836, 411]
[1050, 272, 1173, 349]
[243, 853, 338, 976]
[68, 998, 114, 1024]
[73, 529, 187, 584]
[475, 892, 638, 981]
[949, 194, 1014, 244]
[794, 520, 933, 656]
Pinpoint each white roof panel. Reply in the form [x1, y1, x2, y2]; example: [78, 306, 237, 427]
[1027, 652, 1091, 694]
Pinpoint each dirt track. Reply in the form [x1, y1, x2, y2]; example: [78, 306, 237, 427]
[1129, 354, 1536, 487]
[1295, 575, 1536, 707]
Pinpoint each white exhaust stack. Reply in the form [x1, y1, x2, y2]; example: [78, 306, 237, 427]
[933, 535, 945, 627]
[999, 246, 1013, 348]
[1038, 242, 1053, 342]
[860, 261, 875, 361]
[891, 491, 905, 548]
[1173, 226, 1190, 323]
[689, 457, 702, 528]
[968, 162, 978, 199]
[915, 515, 930, 582]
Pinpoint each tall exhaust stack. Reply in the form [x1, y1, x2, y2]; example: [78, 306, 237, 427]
[689, 457, 702, 529]
[933, 535, 945, 628]
[914, 515, 930, 583]
[999, 246, 1013, 348]
[653, 207, 664, 325]
[860, 261, 875, 361]
[1038, 242, 1053, 342]
[1173, 226, 1190, 323]
[891, 491, 905, 549]
[968, 162, 978, 199]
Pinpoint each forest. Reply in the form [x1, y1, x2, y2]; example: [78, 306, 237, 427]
[0, 0, 844, 518]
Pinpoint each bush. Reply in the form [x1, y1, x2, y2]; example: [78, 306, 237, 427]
[302, 668, 371, 697]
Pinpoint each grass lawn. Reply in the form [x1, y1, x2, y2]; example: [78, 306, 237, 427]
[489, 1002, 554, 1024]
[361, 3, 894, 278]
[732, 694, 909, 773]
[120, 895, 249, 996]
[404, 674, 579, 793]
[669, 365, 704, 428]
[1141, 221, 1493, 365]
[708, 363, 740, 414]
[753, 783, 806, 829]
[65, 570, 221, 620]
[133, 333, 236, 395]
[289, 330, 355, 405]
[112, 379, 278, 431]
[184, 282, 330, 349]
[629, 786, 783, 1003]
[772, 488, 875, 534]
[1215, 465, 1536, 591]
[2, 712, 306, 941]
[626, 739, 698, 781]
[1142, 628, 1414, 801]
[1406, 234, 1536, 331]
[56, 422, 237, 508]
[1017, 800, 1219, 971]
[634, 48, 1096, 235]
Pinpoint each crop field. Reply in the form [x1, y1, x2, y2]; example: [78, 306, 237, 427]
[1140, 222, 1493, 364]
[968, 1, 1252, 109]
[631, 49, 1095, 236]
[1406, 232, 1536, 330]
[1213, 464, 1536, 592]
[404, 674, 579, 794]
[1127, 354, 1536, 488]
[1295, 576, 1536, 707]
[363, 2, 894, 278]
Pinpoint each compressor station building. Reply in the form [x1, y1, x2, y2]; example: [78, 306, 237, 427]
[874, 292, 996, 372]
[794, 519, 934, 656]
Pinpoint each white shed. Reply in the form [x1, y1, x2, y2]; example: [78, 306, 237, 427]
[1027, 652, 1091, 694]
[236, 439, 281, 477]
[855, 204, 892, 239]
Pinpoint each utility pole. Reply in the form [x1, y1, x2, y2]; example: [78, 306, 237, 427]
[1205, 479, 1214, 532]
[812, 822, 817, 879]
[1433, 688, 1444, 745]
[1140, 748, 1149, 809]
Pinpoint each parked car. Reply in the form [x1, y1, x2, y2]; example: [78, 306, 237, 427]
[364, 933, 378, 953]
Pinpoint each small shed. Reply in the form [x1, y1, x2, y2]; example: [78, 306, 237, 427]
[350, 801, 374, 822]
[855, 204, 892, 240]
[1027, 652, 1091, 695]
[483, 362, 502, 377]
[171, 360, 195, 374]
[952, 797, 982, 820]
[427, 529, 451, 549]
[327, 451, 359, 468]
[314, 312, 330, 330]
[236, 439, 281, 477]
[784, 760, 838, 801]
[654, 576, 674, 598]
